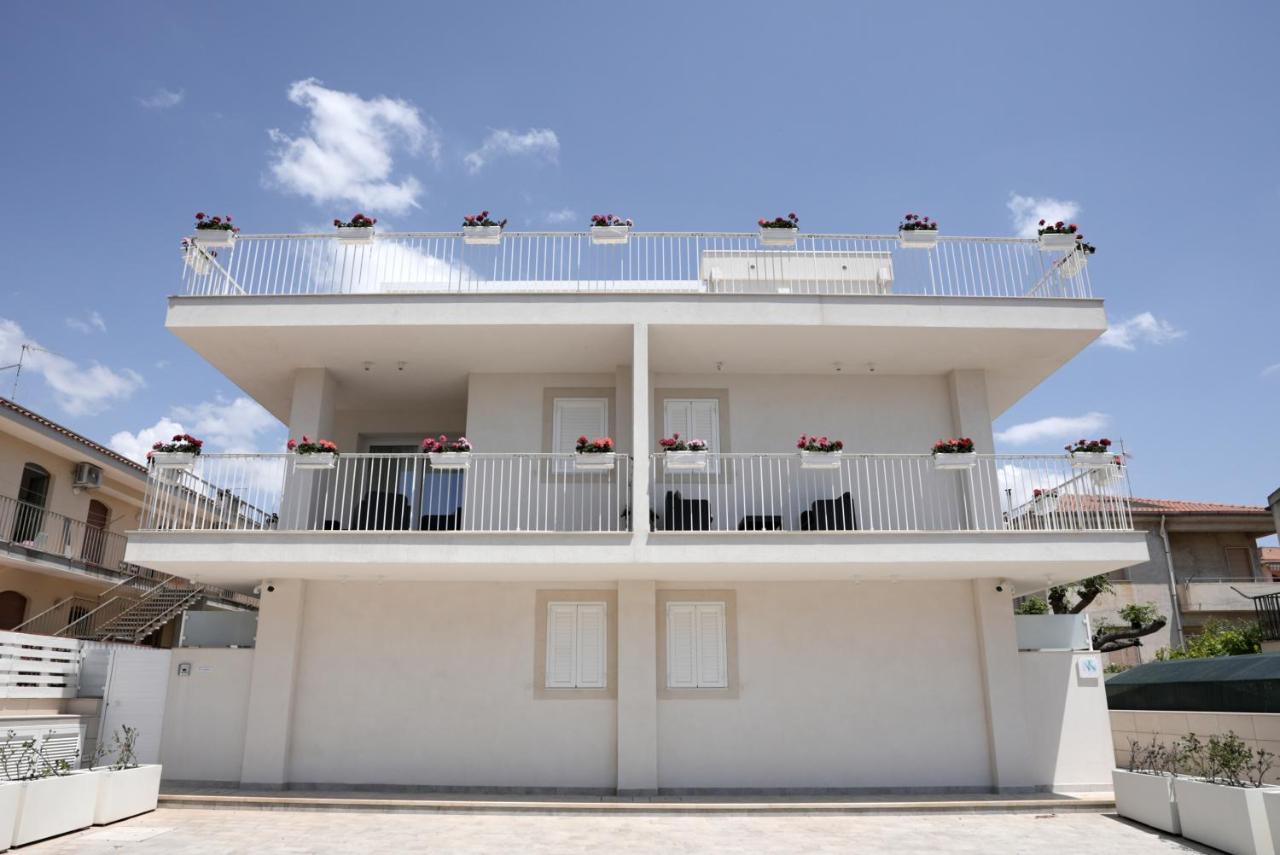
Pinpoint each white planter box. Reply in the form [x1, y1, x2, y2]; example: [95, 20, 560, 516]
[293, 452, 338, 470]
[1015, 614, 1092, 651]
[1033, 495, 1058, 515]
[664, 450, 709, 472]
[12, 771, 101, 846]
[1060, 249, 1088, 278]
[193, 230, 235, 248]
[93, 765, 162, 825]
[428, 451, 472, 470]
[0, 782, 19, 852]
[149, 451, 196, 470]
[182, 250, 214, 275]
[335, 226, 375, 245]
[462, 225, 503, 245]
[574, 452, 616, 471]
[1038, 232, 1077, 252]
[1071, 451, 1115, 469]
[1174, 777, 1274, 855]
[799, 450, 843, 470]
[898, 229, 938, 249]
[1260, 790, 1280, 855]
[758, 227, 798, 247]
[1112, 770, 1180, 834]
[933, 451, 977, 470]
[590, 225, 631, 245]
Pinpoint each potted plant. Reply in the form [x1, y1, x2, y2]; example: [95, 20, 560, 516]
[590, 214, 633, 245]
[1, 729, 101, 847]
[92, 725, 162, 826]
[1031, 488, 1059, 515]
[422, 435, 473, 470]
[181, 238, 217, 275]
[148, 434, 203, 470]
[461, 211, 507, 245]
[574, 436, 617, 471]
[797, 434, 844, 469]
[1059, 240, 1095, 278]
[932, 437, 977, 470]
[1036, 219, 1081, 251]
[660, 434, 709, 471]
[1173, 732, 1276, 855]
[758, 212, 799, 246]
[288, 436, 339, 470]
[334, 212, 377, 245]
[1113, 735, 1182, 834]
[1066, 437, 1114, 469]
[898, 213, 939, 249]
[192, 211, 239, 248]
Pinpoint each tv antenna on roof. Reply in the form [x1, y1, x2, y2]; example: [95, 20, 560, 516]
[0, 343, 54, 401]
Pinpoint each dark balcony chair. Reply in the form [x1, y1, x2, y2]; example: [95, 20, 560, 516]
[357, 492, 412, 531]
[421, 509, 463, 531]
[663, 491, 711, 531]
[737, 515, 784, 531]
[799, 492, 857, 531]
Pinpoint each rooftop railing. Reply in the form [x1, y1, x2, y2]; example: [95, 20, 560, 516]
[179, 232, 1094, 300]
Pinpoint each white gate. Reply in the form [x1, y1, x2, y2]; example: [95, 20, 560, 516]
[96, 645, 173, 765]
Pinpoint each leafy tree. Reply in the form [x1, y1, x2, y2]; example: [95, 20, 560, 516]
[1041, 575, 1167, 653]
[1155, 619, 1262, 660]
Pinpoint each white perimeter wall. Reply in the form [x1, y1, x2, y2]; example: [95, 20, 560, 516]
[1017, 651, 1114, 790]
[159, 648, 254, 782]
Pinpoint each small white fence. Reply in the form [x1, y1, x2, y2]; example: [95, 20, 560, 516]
[0, 631, 82, 699]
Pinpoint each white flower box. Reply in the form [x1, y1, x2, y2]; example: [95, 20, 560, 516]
[664, 450, 709, 472]
[462, 225, 503, 245]
[1038, 232, 1077, 252]
[1071, 451, 1115, 469]
[182, 250, 214, 275]
[93, 764, 162, 825]
[335, 226, 375, 245]
[1033, 495, 1058, 515]
[1112, 770, 1180, 834]
[574, 452, 616, 471]
[590, 225, 631, 245]
[293, 452, 338, 470]
[898, 229, 938, 249]
[0, 782, 19, 851]
[193, 230, 235, 248]
[1059, 248, 1089, 278]
[12, 771, 101, 846]
[149, 451, 197, 470]
[1174, 777, 1274, 855]
[428, 451, 472, 470]
[799, 450, 843, 470]
[758, 227, 798, 247]
[933, 451, 977, 470]
[1260, 790, 1280, 855]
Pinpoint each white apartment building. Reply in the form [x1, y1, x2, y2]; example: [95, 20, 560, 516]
[129, 225, 1147, 794]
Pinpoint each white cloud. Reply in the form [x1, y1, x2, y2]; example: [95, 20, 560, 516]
[1097, 312, 1185, 350]
[64, 311, 106, 335]
[109, 395, 284, 464]
[544, 208, 577, 225]
[0, 318, 143, 416]
[464, 128, 559, 174]
[1007, 193, 1082, 238]
[267, 78, 437, 215]
[994, 411, 1110, 446]
[137, 88, 184, 109]
[1261, 363, 1280, 379]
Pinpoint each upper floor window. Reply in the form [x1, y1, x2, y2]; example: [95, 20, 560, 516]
[545, 601, 607, 689]
[552, 398, 609, 455]
[662, 399, 720, 454]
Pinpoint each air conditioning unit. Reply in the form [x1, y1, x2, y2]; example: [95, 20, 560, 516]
[72, 462, 103, 490]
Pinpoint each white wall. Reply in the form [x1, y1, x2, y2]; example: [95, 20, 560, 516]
[159, 648, 253, 782]
[1017, 652, 1114, 790]
[657, 580, 993, 789]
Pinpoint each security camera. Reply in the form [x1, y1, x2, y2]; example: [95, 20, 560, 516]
[995, 579, 1014, 594]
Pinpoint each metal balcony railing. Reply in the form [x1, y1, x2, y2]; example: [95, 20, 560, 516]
[178, 232, 1094, 300]
[141, 453, 633, 534]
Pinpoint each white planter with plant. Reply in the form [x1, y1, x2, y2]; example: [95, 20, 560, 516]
[1067, 439, 1115, 469]
[334, 213, 377, 245]
[192, 212, 238, 248]
[93, 765, 162, 825]
[1032, 491, 1058, 515]
[664, 451, 709, 472]
[148, 452, 196, 470]
[461, 212, 506, 245]
[797, 435, 844, 470]
[1259, 790, 1280, 855]
[590, 215, 632, 245]
[293, 453, 338, 470]
[758, 213, 799, 246]
[1175, 778, 1272, 855]
[1059, 245, 1092, 278]
[181, 240, 215, 275]
[11, 771, 102, 846]
[1037, 221, 1080, 252]
[1112, 769, 1180, 834]
[0, 782, 19, 851]
[932, 438, 977, 470]
[574, 437, 617, 471]
[898, 214, 938, 249]
[422, 436, 473, 471]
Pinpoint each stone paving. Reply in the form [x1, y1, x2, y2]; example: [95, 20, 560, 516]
[22, 808, 1215, 854]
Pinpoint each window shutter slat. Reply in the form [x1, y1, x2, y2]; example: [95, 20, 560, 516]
[575, 603, 606, 688]
[696, 603, 728, 688]
[666, 604, 698, 688]
[546, 604, 578, 688]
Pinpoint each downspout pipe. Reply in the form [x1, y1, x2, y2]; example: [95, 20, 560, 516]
[1160, 514, 1185, 649]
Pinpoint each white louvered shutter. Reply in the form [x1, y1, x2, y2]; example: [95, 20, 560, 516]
[663, 400, 692, 446]
[575, 603, 606, 689]
[666, 603, 698, 688]
[546, 603, 578, 688]
[553, 398, 609, 454]
[689, 400, 720, 453]
[695, 603, 728, 688]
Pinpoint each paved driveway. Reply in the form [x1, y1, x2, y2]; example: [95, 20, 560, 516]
[22, 808, 1214, 854]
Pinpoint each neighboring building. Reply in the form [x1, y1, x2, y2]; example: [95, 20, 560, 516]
[0, 396, 255, 643]
[1079, 497, 1277, 665]
[128, 224, 1147, 793]
[1262, 546, 1280, 581]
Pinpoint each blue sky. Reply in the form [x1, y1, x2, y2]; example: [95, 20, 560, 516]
[0, 1, 1277, 516]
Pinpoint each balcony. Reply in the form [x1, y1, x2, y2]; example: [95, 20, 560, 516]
[1178, 580, 1280, 613]
[179, 231, 1094, 300]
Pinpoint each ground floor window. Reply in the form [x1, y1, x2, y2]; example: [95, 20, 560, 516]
[665, 601, 728, 689]
[545, 602, 607, 689]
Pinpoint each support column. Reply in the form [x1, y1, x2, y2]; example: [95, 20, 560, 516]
[240, 578, 307, 786]
[281, 368, 338, 529]
[630, 324, 650, 537]
[616, 579, 658, 794]
[971, 578, 1035, 792]
[948, 370, 999, 528]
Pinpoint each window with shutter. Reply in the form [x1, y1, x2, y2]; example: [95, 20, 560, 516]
[545, 601, 607, 689]
[663, 398, 720, 473]
[666, 601, 727, 689]
[552, 398, 609, 454]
